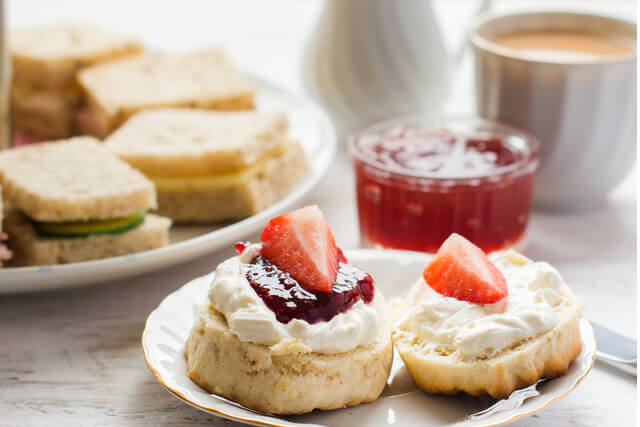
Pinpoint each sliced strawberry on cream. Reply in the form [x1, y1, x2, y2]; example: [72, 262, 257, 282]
[423, 233, 508, 304]
[260, 205, 339, 293]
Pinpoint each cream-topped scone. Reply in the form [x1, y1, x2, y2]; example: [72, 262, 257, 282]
[185, 206, 393, 414]
[392, 234, 583, 399]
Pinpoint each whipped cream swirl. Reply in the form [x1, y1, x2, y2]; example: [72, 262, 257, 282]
[395, 250, 579, 360]
[207, 244, 380, 354]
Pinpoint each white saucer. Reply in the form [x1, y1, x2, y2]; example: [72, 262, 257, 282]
[142, 249, 595, 427]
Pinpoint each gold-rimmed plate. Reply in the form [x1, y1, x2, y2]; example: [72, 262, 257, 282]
[142, 249, 596, 427]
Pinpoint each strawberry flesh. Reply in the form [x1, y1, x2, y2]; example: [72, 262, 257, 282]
[423, 233, 508, 304]
[260, 205, 339, 293]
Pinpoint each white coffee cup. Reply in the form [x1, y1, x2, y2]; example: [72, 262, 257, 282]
[471, 11, 636, 211]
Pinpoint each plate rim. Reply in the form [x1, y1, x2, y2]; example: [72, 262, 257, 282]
[0, 74, 336, 294]
[141, 248, 597, 427]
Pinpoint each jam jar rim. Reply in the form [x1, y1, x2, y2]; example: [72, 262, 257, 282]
[348, 114, 540, 183]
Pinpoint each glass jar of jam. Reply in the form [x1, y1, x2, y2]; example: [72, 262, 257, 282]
[348, 116, 539, 253]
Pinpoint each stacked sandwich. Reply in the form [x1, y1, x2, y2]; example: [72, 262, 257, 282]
[105, 109, 307, 223]
[0, 137, 171, 266]
[10, 25, 143, 142]
[76, 49, 255, 138]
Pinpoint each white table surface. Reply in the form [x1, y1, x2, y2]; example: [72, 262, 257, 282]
[1, 0, 636, 426]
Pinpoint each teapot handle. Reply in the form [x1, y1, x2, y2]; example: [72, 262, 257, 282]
[453, 0, 492, 66]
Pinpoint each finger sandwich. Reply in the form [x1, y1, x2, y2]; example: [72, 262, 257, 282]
[76, 49, 255, 138]
[10, 24, 144, 139]
[0, 137, 171, 266]
[104, 108, 307, 223]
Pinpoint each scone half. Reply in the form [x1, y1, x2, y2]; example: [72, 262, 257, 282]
[185, 294, 393, 415]
[392, 248, 584, 400]
[393, 295, 583, 399]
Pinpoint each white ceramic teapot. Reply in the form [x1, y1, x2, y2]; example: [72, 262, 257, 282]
[302, 0, 490, 141]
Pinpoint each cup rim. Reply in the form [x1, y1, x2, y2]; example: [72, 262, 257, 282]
[347, 114, 540, 184]
[470, 10, 637, 66]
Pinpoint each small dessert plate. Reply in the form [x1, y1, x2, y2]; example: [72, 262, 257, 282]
[142, 249, 595, 427]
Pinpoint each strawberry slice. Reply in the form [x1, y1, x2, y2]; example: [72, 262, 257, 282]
[260, 205, 339, 293]
[422, 233, 508, 304]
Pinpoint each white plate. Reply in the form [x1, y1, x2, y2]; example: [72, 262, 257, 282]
[0, 75, 336, 294]
[142, 249, 596, 427]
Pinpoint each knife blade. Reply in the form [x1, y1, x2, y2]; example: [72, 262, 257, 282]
[592, 322, 636, 376]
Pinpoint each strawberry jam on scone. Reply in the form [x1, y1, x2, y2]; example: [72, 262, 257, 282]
[240, 205, 375, 324]
[392, 233, 584, 399]
[185, 205, 392, 414]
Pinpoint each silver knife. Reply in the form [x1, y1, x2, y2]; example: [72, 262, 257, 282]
[592, 322, 637, 376]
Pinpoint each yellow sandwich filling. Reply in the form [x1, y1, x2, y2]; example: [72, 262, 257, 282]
[148, 139, 292, 192]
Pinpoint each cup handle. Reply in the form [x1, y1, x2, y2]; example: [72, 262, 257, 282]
[453, 0, 492, 66]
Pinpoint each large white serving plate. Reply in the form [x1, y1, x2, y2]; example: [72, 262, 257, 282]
[142, 249, 596, 427]
[0, 75, 336, 294]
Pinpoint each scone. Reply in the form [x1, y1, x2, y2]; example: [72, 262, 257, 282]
[104, 109, 307, 223]
[185, 206, 393, 414]
[392, 234, 583, 399]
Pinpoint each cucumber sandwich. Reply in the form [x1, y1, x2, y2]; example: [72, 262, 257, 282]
[0, 137, 171, 266]
[33, 211, 147, 238]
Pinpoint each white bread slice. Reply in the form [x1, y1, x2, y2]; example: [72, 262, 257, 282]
[154, 140, 307, 223]
[392, 293, 583, 399]
[11, 25, 143, 89]
[0, 137, 156, 222]
[104, 109, 289, 177]
[4, 210, 170, 266]
[185, 293, 393, 414]
[76, 49, 255, 137]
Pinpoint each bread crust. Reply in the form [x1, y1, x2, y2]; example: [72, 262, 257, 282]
[185, 297, 393, 415]
[156, 141, 307, 223]
[11, 107, 74, 139]
[4, 211, 170, 266]
[392, 297, 583, 399]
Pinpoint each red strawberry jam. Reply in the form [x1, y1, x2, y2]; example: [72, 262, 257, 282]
[244, 255, 374, 324]
[349, 118, 539, 253]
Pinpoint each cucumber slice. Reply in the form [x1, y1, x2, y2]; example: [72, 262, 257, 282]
[33, 211, 146, 239]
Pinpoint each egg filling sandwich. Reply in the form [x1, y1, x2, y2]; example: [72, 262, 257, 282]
[105, 109, 307, 223]
[0, 137, 171, 265]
